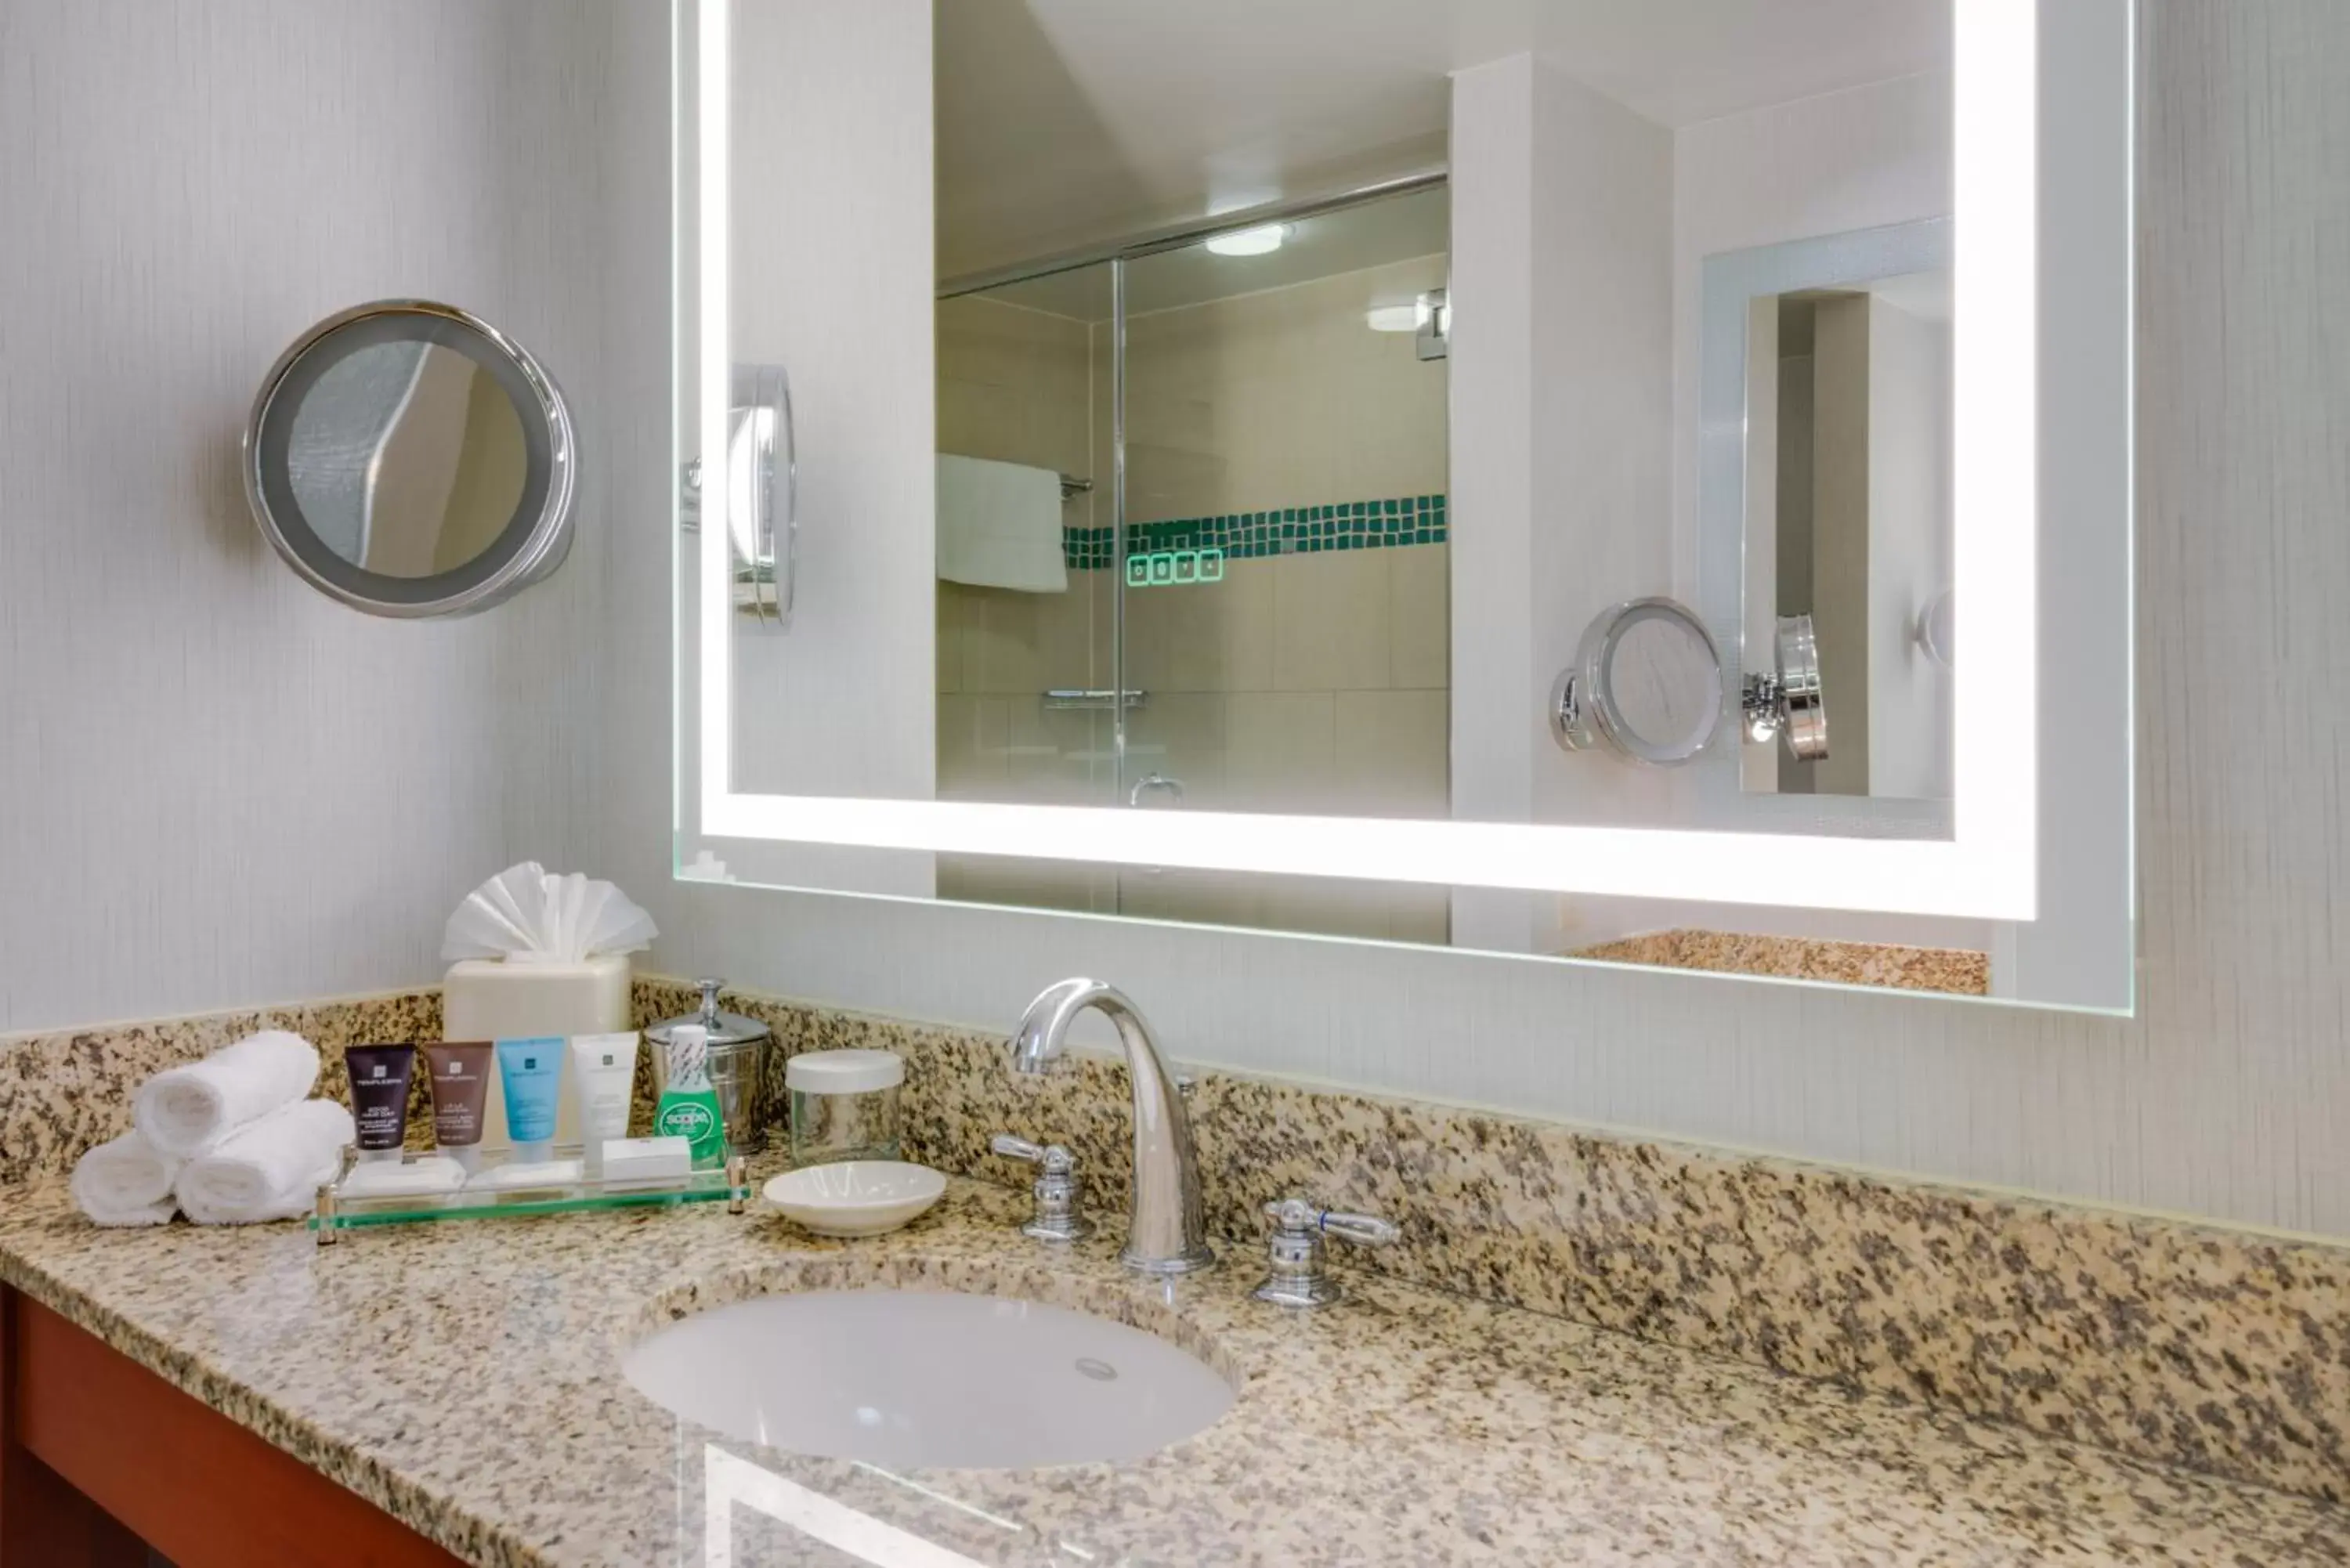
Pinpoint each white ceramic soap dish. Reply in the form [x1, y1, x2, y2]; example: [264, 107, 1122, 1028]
[762, 1161, 946, 1237]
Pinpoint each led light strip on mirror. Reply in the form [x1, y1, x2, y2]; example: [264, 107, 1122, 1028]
[689, 0, 2056, 923]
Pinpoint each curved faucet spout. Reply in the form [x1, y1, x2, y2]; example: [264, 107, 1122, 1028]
[1009, 978, 1213, 1276]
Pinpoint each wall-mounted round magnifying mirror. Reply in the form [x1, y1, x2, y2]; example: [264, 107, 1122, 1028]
[1549, 598, 1725, 767]
[243, 301, 576, 618]
[1741, 614, 1830, 759]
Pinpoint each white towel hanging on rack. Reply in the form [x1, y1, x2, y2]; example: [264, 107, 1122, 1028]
[936, 453, 1068, 592]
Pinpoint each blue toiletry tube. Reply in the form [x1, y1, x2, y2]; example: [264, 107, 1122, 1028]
[494, 1038, 566, 1164]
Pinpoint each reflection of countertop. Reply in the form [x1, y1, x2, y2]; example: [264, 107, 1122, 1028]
[2, 1172, 2343, 1567]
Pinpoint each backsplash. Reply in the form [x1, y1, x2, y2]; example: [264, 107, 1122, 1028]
[8, 978, 2344, 1505]
[1061, 493, 1450, 569]
[631, 977, 2350, 1506]
[0, 991, 443, 1184]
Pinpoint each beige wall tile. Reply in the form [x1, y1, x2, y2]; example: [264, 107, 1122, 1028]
[1124, 692, 1227, 804]
[960, 586, 1040, 695]
[936, 693, 1007, 797]
[1029, 576, 1101, 688]
[1227, 691, 1336, 811]
[1117, 255, 1449, 518]
[937, 294, 1091, 478]
[1386, 888, 1453, 945]
[939, 854, 1109, 915]
[1125, 562, 1275, 695]
[1387, 544, 1450, 689]
[967, 579, 1101, 698]
[936, 583, 967, 695]
[1004, 701, 1112, 805]
[1274, 551, 1391, 692]
[1333, 689, 1450, 817]
[1115, 868, 1266, 931]
[1256, 875, 1402, 942]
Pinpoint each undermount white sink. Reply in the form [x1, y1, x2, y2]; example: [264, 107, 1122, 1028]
[623, 1289, 1235, 1469]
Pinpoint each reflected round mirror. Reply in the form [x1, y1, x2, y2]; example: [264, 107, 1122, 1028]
[1550, 598, 1724, 767]
[244, 301, 575, 617]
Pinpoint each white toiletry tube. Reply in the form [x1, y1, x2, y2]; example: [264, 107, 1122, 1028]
[569, 1032, 642, 1173]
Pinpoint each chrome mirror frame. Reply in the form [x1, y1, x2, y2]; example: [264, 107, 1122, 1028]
[1550, 597, 1726, 768]
[242, 299, 577, 619]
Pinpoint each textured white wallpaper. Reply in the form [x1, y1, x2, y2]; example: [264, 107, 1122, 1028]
[0, 0, 613, 1030]
[5, 2, 2344, 1242]
[602, 0, 2350, 1241]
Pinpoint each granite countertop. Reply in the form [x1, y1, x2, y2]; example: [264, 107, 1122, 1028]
[1, 1172, 2343, 1567]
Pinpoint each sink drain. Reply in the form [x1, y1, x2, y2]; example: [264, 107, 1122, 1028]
[1074, 1357, 1119, 1382]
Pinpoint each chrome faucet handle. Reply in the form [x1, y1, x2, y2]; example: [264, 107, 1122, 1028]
[1252, 1197, 1398, 1308]
[990, 1133, 1094, 1243]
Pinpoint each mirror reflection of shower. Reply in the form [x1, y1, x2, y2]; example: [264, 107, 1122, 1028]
[935, 183, 1452, 938]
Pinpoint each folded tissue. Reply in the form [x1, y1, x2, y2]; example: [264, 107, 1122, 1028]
[441, 862, 659, 966]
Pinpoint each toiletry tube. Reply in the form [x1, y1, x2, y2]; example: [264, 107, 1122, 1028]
[343, 1045, 416, 1163]
[653, 1024, 726, 1171]
[569, 1033, 641, 1173]
[494, 1038, 565, 1164]
[421, 1042, 494, 1172]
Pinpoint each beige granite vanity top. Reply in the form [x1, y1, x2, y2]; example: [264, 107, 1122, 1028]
[2, 1171, 2344, 1566]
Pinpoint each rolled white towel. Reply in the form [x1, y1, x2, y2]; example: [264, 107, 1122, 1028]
[70, 1129, 184, 1226]
[76, 1194, 176, 1228]
[134, 1030, 320, 1158]
[175, 1100, 353, 1226]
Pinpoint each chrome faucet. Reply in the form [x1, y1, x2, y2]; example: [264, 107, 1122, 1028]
[1010, 979, 1214, 1276]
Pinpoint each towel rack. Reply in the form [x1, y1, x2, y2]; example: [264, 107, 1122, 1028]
[1058, 474, 1093, 500]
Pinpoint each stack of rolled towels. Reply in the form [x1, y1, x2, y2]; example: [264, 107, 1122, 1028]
[69, 1030, 354, 1227]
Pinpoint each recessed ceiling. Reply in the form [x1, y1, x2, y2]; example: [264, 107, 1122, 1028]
[936, 0, 1949, 280]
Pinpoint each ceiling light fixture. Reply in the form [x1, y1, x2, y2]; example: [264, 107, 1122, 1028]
[1203, 223, 1288, 258]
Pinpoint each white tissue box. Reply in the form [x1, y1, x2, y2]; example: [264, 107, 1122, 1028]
[443, 955, 633, 1153]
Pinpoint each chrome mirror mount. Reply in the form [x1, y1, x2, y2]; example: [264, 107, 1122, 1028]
[1741, 614, 1829, 760]
[680, 362, 797, 629]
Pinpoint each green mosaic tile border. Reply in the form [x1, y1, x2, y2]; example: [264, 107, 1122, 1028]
[1063, 493, 1446, 570]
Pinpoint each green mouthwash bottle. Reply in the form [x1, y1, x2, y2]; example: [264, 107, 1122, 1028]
[654, 1024, 726, 1170]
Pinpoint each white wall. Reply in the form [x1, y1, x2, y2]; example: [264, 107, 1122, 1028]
[0, 0, 613, 1031]
[1447, 52, 1674, 955]
[1864, 294, 1953, 800]
[1443, 56, 1541, 955]
[613, 1, 2350, 1242]
[694, 0, 937, 901]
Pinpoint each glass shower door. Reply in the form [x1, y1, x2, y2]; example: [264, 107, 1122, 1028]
[1110, 186, 1454, 938]
[934, 259, 1123, 912]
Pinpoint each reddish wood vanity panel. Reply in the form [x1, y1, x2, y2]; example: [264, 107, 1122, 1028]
[2, 1286, 465, 1567]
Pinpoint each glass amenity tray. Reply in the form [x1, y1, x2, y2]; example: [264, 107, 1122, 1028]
[309, 1144, 752, 1244]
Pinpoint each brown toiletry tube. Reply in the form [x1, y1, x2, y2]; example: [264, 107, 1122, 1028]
[422, 1042, 495, 1170]
[344, 1044, 417, 1162]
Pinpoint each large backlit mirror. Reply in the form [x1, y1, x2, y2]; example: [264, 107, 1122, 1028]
[673, 1, 2134, 1011]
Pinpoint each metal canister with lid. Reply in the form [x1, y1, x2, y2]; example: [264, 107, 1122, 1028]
[645, 977, 776, 1156]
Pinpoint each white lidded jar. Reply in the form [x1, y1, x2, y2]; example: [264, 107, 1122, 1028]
[786, 1050, 904, 1167]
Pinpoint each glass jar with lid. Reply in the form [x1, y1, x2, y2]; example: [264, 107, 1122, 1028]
[786, 1050, 903, 1165]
